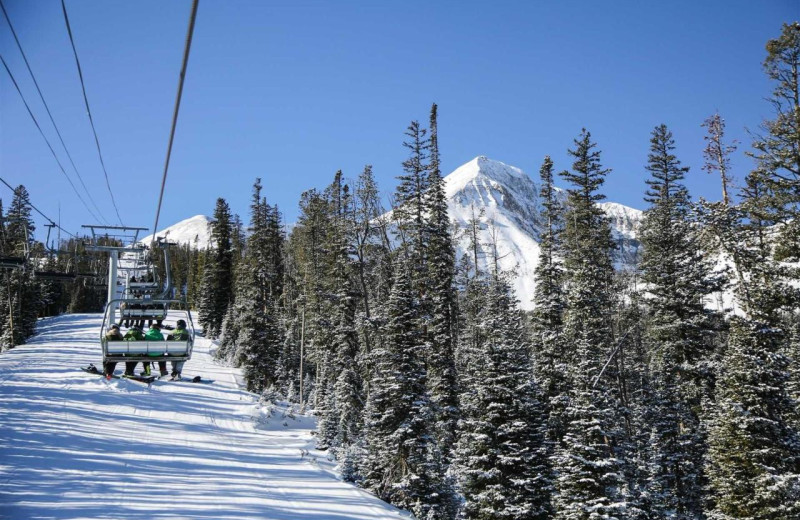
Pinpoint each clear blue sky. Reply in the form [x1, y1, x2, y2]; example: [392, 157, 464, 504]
[1, 0, 797, 241]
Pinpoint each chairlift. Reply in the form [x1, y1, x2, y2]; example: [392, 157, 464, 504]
[0, 256, 26, 269]
[0, 215, 31, 270]
[100, 298, 194, 366]
[32, 271, 77, 282]
[119, 297, 168, 324]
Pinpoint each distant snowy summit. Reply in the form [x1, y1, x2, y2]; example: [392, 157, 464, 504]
[139, 214, 212, 250]
[150, 158, 642, 310]
[444, 156, 642, 309]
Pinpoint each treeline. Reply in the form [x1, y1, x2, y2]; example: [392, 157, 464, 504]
[0, 185, 114, 350]
[195, 23, 800, 519]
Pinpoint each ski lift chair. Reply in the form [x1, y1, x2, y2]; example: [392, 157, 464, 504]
[119, 297, 168, 325]
[0, 256, 26, 269]
[32, 269, 78, 282]
[100, 298, 194, 366]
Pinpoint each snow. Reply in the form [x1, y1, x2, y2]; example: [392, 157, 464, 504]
[0, 313, 410, 520]
[139, 215, 213, 250]
[444, 156, 642, 309]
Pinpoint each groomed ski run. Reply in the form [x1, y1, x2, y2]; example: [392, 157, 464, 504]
[0, 313, 410, 520]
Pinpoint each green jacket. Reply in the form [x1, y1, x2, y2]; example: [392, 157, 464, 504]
[145, 328, 164, 341]
[124, 328, 144, 341]
[169, 328, 189, 341]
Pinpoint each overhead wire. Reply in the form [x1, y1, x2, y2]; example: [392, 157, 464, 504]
[0, 176, 77, 239]
[0, 53, 104, 225]
[151, 0, 200, 248]
[0, 0, 109, 226]
[61, 0, 124, 226]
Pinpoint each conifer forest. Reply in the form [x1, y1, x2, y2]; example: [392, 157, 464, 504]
[3, 21, 800, 520]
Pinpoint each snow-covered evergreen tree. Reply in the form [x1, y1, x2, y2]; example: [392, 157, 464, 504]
[788, 324, 800, 431]
[455, 273, 551, 519]
[229, 182, 284, 392]
[705, 318, 800, 519]
[749, 22, 800, 252]
[552, 129, 629, 519]
[393, 120, 429, 263]
[639, 124, 717, 519]
[530, 155, 568, 446]
[424, 103, 459, 457]
[198, 198, 234, 338]
[328, 174, 363, 451]
[360, 261, 453, 519]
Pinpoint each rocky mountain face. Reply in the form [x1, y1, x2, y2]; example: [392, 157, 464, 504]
[445, 156, 642, 309]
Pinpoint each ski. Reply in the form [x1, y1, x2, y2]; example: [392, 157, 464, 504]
[158, 375, 214, 384]
[121, 373, 158, 384]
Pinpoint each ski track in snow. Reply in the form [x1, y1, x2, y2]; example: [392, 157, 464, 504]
[0, 313, 410, 520]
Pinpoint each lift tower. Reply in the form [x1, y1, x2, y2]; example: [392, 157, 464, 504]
[82, 225, 148, 325]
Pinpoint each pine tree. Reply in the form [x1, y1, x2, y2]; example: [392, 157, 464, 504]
[703, 44, 800, 510]
[705, 319, 800, 519]
[424, 104, 459, 457]
[704, 160, 800, 520]
[702, 113, 737, 206]
[530, 155, 568, 446]
[360, 261, 453, 519]
[5, 185, 34, 257]
[232, 180, 285, 392]
[456, 274, 551, 519]
[788, 324, 800, 431]
[0, 187, 42, 349]
[393, 120, 429, 261]
[198, 198, 234, 337]
[553, 129, 628, 519]
[351, 164, 393, 396]
[328, 173, 363, 451]
[750, 23, 800, 256]
[639, 124, 717, 519]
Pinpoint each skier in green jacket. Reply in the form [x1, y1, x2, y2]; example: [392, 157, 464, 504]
[166, 319, 190, 380]
[144, 323, 167, 377]
[123, 326, 146, 377]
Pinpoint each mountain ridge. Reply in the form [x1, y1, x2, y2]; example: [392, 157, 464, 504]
[149, 157, 643, 310]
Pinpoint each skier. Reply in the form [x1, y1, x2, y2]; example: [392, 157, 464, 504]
[144, 323, 169, 377]
[103, 324, 124, 378]
[123, 325, 146, 377]
[167, 319, 190, 380]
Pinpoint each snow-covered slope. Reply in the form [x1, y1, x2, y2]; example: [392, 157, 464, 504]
[140, 214, 212, 249]
[0, 314, 409, 519]
[445, 156, 642, 309]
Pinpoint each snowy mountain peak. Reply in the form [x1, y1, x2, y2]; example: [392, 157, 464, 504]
[444, 156, 642, 309]
[139, 214, 212, 249]
[444, 156, 529, 199]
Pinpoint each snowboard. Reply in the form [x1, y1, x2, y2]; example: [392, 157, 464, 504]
[82, 364, 156, 384]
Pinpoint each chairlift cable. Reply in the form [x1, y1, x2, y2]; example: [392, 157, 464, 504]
[0, 54, 102, 228]
[0, 0, 110, 226]
[61, 0, 124, 226]
[151, 0, 199, 249]
[0, 176, 77, 239]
